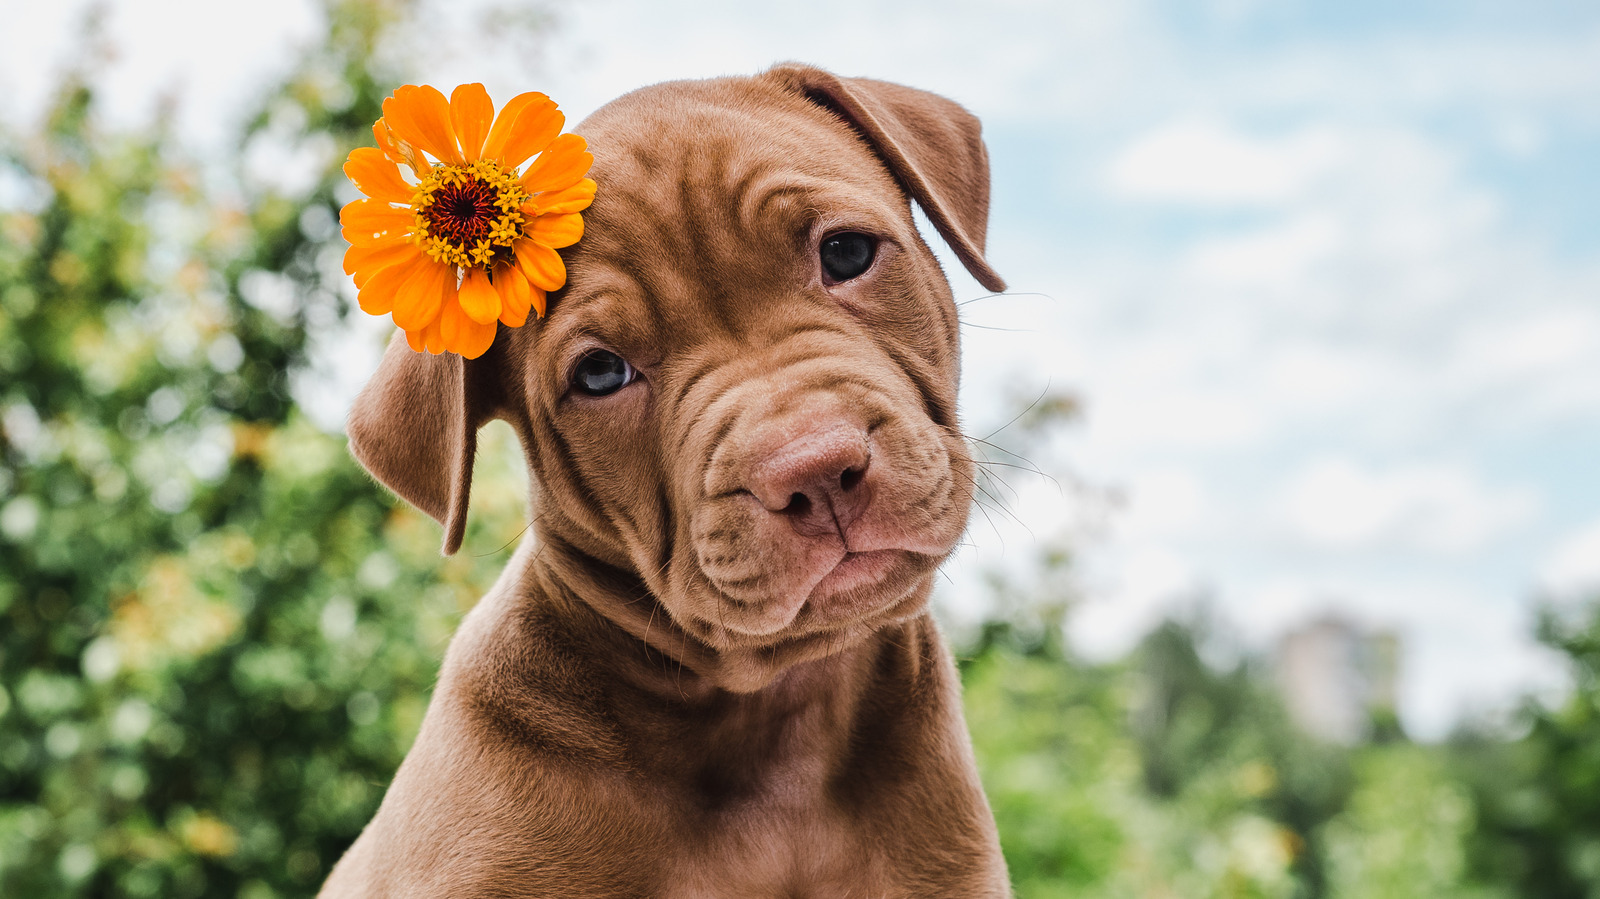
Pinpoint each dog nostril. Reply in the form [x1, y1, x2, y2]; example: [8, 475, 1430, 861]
[840, 465, 865, 491]
[782, 492, 812, 518]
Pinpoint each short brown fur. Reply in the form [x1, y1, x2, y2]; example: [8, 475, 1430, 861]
[325, 64, 1010, 897]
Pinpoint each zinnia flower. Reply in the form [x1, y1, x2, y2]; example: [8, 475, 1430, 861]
[340, 83, 595, 358]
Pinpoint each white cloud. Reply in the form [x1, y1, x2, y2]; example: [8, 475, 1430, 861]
[1184, 214, 1343, 286]
[1108, 119, 1343, 206]
[1277, 457, 1540, 555]
[1460, 307, 1600, 382]
[1540, 520, 1600, 598]
[1071, 543, 1201, 660]
[1120, 468, 1210, 539]
[1256, 344, 1381, 412]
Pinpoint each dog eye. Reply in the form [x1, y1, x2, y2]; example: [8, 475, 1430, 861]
[819, 232, 876, 283]
[571, 350, 636, 397]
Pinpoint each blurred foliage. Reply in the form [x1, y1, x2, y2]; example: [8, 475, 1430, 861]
[0, 2, 526, 895]
[1, 2, 1599, 898]
[1453, 603, 1600, 899]
[961, 581, 1524, 899]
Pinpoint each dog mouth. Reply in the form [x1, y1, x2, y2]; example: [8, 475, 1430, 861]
[703, 546, 934, 643]
[810, 549, 901, 604]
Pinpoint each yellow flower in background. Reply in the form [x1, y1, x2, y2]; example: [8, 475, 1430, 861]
[340, 84, 595, 358]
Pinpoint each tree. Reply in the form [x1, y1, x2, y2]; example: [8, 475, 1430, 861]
[1459, 599, 1600, 898]
[0, 3, 528, 895]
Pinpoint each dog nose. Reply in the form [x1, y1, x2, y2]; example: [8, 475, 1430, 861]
[747, 426, 872, 539]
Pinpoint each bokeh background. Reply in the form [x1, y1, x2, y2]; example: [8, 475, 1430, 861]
[3, 0, 1599, 896]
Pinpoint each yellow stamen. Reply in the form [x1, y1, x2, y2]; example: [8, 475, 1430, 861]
[404, 160, 530, 273]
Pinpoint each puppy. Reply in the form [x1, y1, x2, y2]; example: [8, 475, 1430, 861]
[323, 63, 1011, 897]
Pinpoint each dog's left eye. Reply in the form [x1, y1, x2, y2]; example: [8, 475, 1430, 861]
[571, 350, 636, 397]
[820, 232, 876, 283]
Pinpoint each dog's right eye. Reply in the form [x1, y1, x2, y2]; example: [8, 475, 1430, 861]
[820, 232, 876, 283]
[571, 350, 636, 397]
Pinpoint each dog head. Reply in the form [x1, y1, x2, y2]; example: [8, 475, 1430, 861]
[347, 64, 1004, 690]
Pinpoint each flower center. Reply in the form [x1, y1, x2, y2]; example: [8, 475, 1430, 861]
[409, 160, 529, 270]
[427, 180, 499, 247]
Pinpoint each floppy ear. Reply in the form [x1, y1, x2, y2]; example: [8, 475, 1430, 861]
[346, 332, 499, 556]
[765, 62, 1006, 294]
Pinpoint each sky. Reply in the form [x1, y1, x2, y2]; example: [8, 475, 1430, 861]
[4, 0, 1599, 739]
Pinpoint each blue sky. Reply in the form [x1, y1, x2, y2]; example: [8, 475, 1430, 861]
[5, 0, 1599, 738]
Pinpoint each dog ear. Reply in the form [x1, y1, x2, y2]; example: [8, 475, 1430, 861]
[347, 332, 499, 556]
[766, 62, 1006, 294]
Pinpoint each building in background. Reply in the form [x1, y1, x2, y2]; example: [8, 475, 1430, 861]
[1275, 615, 1400, 744]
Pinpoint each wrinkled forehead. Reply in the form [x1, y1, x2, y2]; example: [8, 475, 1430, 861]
[542, 81, 912, 350]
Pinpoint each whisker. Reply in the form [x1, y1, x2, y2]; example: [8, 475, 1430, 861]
[977, 381, 1052, 442]
[955, 289, 1056, 309]
[477, 517, 534, 557]
[958, 322, 1033, 333]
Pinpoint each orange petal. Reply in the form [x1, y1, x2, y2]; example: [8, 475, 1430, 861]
[357, 253, 430, 317]
[390, 260, 452, 332]
[483, 92, 560, 167]
[421, 313, 447, 354]
[345, 239, 419, 288]
[344, 147, 413, 205]
[530, 178, 596, 215]
[376, 120, 424, 176]
[405, 327, 426, 351]
[519, 134, 593, 194]
[441, 296, 497, 359]
[495, 100, 563, 169]
[527, 212, 584, 249]
[340, 198, 412, 246]
[343, 232, 410, 275]
[494, 264, 532, 327]
[457, 267, 502, 324]
[451, 83, 494, 163]
[374, 120, 405, 164]
[384, 85, 464, 166]
[514, 238, 566, 291]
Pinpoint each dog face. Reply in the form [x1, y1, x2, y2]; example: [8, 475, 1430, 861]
[347, 65, 1004, 689]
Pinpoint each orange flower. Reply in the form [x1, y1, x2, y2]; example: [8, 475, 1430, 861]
[340, 84, 596, 358]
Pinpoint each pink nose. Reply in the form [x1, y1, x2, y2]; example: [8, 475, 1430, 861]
[747, 425, 872, 539]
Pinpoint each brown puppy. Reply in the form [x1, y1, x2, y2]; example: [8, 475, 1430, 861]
[322, 63, 1011, 897]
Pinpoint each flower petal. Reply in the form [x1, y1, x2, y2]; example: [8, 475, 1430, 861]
[514, 238, 566, 292]
[344, 147, 413, 205]
[384, 85, 464, 166]
[530, 178, 596, 215]
[374, 121, 406, 164]
[519, 134, 593, 194]
[340, 198, 412, 246]
[390, 259, 452, 332]
[375, 121, 424, 176]
[421, 313, 447, 354]
[450, 83, 494, 163]
[441, 296, 498, 359]
[494, 263, 532, 327]
[357, 253, 430, 317]
[457, 267, 502, 324]
[483, 92, 561, 168]
[344, 238, 418, 288]
[526, 212, 584, 249]
[406, 327, 426, 352]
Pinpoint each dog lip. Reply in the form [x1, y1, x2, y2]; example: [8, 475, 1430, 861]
[807, 548, 901, 603]
[709, 548, 906, 640]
